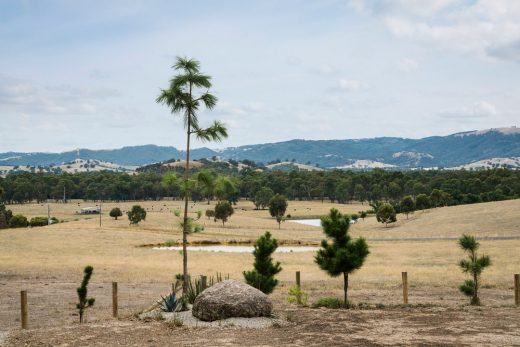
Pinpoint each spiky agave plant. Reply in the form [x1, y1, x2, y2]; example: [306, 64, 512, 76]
[458, 234, 491, 305]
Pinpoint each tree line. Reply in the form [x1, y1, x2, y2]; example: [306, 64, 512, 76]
[1, 167, 518, 207]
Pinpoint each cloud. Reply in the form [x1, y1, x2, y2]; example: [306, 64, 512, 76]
[437, 101, 498, 119]
[338, 79, 369, 91]
[399, 58, 419, 72]
[0, 74, 120, 115]
[352, 0, 520, 62]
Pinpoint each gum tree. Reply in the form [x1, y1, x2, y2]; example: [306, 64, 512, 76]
[157, 57, 228, 296]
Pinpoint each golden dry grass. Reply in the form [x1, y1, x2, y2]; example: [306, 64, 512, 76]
[1, 199, 519, 290]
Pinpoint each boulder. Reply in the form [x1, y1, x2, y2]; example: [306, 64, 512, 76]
[192, 279, 272, 321]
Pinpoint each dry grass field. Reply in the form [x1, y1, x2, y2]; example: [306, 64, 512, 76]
[1, 198, 520, 346]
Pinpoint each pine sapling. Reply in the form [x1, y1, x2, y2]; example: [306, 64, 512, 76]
[458, 234, 491, 305]
[243, 231, 282, 294]
[77, 265, 95, 323]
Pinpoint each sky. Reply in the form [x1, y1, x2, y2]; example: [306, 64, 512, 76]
[0, 0, 519, 152]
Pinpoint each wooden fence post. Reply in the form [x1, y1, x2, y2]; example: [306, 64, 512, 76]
[112, 282, 118, 318]
[201, 276, 207, 290]
[515, 274, 520, 306]
[402, 272, 408, 304]
[296, 271, 301, 287]
[20, 290, 28, 329]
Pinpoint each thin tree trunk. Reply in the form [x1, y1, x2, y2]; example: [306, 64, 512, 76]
[343, 272, 349, 306]
[182, 86, 192, 298]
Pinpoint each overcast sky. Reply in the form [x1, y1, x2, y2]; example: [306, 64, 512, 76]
[1, 0, 519, 152]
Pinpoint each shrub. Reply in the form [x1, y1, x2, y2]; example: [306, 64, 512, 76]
[313, 297, 349, 309]
[214, 200, 234, 226]
[127, 205, 146, 225]
[30, 216, 49, 227]
[0, 204, 13, 229]
[205, 209, 215, 219]
[359, 211, 368, 220]
[9, 214, 28, 228]
[109, 207, 122, 220]
[76, 265, 95, 323]
[253, 187, 274, 210]
[243, 231, 282, 294]
[287, 285, 308, 306]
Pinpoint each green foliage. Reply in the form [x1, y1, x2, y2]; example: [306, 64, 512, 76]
[29, 216, 49, 227]
[0, 204, 12, 229]
[268, 194, 288, 229]
[9, 214, 28, 228]
[399, 195, 415, 219]
[315, 209, 369, 306]
[205, 209, 215, 219]
[313, 297, 349, 309]
[359, 211, 368, 220]
[287, 285, 308, 306]
[214, 200, 234, 226]
[127, 205, 146, 225]
[109, 207, 122, 220]
[254, 187, 274, 209]
[76, 265, 95, 323]
[458, 234, 491, 305]
[173, 208, 181, 217]
[376, 203, 396, 227]
[415, 194, 430, 210]
[160, 292, 182, 312]
[175, 272, 228, 305]
[243, 231, 282, 294]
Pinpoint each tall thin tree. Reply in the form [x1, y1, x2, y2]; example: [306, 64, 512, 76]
[157, 57, 228, 297]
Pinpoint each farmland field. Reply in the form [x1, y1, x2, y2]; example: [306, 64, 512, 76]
[1, 199, 520, 346]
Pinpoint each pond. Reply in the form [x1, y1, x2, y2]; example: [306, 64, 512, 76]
[154, 245, 319, 253]
[288, 219, 321, 227]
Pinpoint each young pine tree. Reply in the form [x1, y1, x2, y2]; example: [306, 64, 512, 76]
[77, 265, 95, 323]
[315, 209, 369, 307]
[458, 234, 491, 305]
[243, 231, 282, 294]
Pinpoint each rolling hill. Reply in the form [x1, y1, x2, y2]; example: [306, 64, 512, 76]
[1, 127, 519, 170]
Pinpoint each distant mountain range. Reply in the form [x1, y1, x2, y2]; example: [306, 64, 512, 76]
[1, 127, 520, 170]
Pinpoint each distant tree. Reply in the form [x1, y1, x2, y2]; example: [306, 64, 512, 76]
[429, 189, 443, 208]
[214, 176, 237, 203]
[156, 57, 228, 297]
[359, 211, 367, 220]
[243, 231, 282, 294]
[268, 194, 288, 229]
[315, 209, 369, 306]
[415, 194, 430, 211]
[127, 205, 146, 225]
[458, 235, 491, 305]
[214, 200, 234, 226]
[376, 203, 396, 227]
[387, 182, 402, 201]
[0, 204, 12, 229]
[197, 169, 217, 204]
[253, 187, 274, 210]
[205, 209, 215, 220]
[76, 265, 95, 323]
[9, 214, 28, 228]
[354, 184, 366, 204]
[399, 195, 415, 219]
[109, 207, 122, 220]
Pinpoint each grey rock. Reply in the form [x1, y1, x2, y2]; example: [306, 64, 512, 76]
[192, 279, 272, 321]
